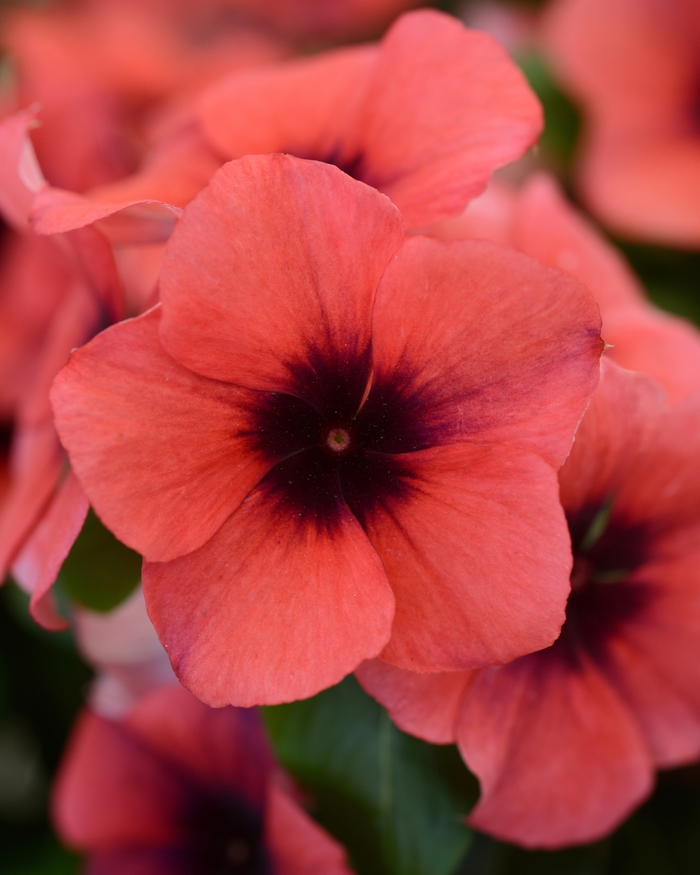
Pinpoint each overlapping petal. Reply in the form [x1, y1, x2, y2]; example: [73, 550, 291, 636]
[158, 155, 404, 398]
[51, 307, 278, 562]
[199, 10, 542, 228]
[143, 479, 394, 706]
[459, 651, 653, 848]
[362, 443, 571, 671]
[370, 236, 603, 467]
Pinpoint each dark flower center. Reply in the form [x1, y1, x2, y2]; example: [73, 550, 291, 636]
[553, 497, 654, 666]
[186, 792, 270, 875]
[251, 351, 435, 532]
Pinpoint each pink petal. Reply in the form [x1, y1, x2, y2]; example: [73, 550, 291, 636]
[371, 236, 603, 467]
[363, 443, 571, 671]
[0, 108, 46, 230]
[267, 784, 353, 875]
[558, 358, 668, 519]
[143, 479, 395, 707]
[358, 10, 542, 227]
[601, 555, 700, 768]
[11, 470, 88, 630]
[199, 45, 375, 166]
[356, 658, 471, 744]
[158, 155, 404, 396]
[50, 307, 276, 562]
[459, 651, 653, 848]
[31, 185, 183, 244]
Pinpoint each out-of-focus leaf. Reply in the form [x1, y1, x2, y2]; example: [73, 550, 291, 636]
[58, 510, 141, 612]
[0, 836, 80, 875]
[517, 52, 581, 173]
[615, 242, 700, 327]
[263, 675, 477, 875]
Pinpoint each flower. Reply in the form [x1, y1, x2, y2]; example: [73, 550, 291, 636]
[30, 9, 542, 239]
[543, 0, 700, 247]
[51, 154, 602, 706]
[53, 683, 352, 874]
[358, 359, 700, 847]
[427, 173, 700, 403]
[2, 0, 286, 193]
[0, 111, 146, 629]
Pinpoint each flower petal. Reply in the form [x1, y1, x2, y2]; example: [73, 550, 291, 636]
[0, 421, 64, 577]
[199, 45, 375, 165]
[158, 154, 404, 398]
[600, 556, 700, 768]
[143, 477, 395, 707]
[50, 307, 275, 562]
[356, 658, 470, 744]
[31, 185, 182, 244]
[370, 236, 603, 467]
[459, 650, 653, 848]
[558, 358, 667, 520]
[358, 10, 542, 227]
[11, 470, 88, 630]
[359, 442, 571, 671]
[53, 710, 192, 849]
[267, 784, 353, 875]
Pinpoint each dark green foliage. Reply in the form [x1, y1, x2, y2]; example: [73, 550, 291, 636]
[263, 676, 478, 875]
[59, 509, 142, 612]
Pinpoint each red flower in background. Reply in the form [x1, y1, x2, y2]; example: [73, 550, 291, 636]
[54, 684, 351, 875]
[51, 154, 602, 706]
[30, 10, 542, 238]
[0, 112, 150, 629]
[2, 0, 286, 194]
[544, 0, 700, 248]
[359, 359, 700, 847]
[428, 173, 700, 403]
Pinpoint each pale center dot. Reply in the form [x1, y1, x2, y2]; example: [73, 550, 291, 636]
[326, 428, 351, 452]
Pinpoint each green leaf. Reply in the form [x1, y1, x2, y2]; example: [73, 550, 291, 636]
[263, 676, 477, 875]
[58, 510, 141, 612]
[517, 52, 582, 173]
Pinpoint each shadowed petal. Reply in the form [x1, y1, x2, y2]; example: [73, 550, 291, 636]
[12, 470, 88, 630]
[199, 45, 375, 165]
[600, 557, 700, 767]
[459, 651, 653, 848]
[356, 658, 471, 744]
[53, 709, 193, 848]
[267, 784, 353, 875]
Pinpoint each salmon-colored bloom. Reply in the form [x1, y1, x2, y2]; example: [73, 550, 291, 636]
[0, 111, 148, 629]
[54, 684, 351, 875]
[51, 154, 602, 706]
[359, 359, 700, 848]
[31, 9, 542, 239]
[2, 0, 286, 193]
[428, 173, 700, 403]
[544, 0, 700, 247]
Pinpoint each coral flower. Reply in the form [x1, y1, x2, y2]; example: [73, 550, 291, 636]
[30, 9, 542, 238]
[544, 0, 700, 247]
[51, 154, 602, 706]
[2, 0, 286, 193]
[359, 359, 700, 848]
[0, 111, 146, 629]
[427, 173, 700, 403]
[53, 684, 351, 874]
